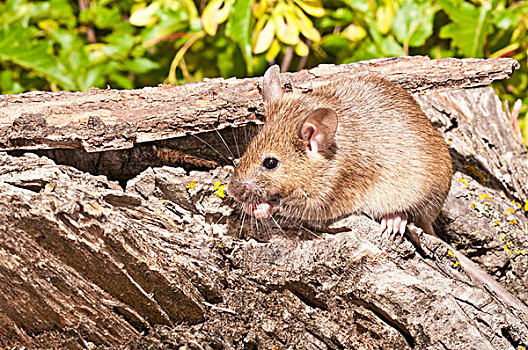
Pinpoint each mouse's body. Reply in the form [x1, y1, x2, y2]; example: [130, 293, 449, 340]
[228, 65, 452, 235]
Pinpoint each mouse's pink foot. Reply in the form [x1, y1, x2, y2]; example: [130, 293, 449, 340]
[380, 213, 408, 238]
[243, 202, 272, 220]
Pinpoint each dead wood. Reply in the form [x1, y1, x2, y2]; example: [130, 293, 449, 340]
[0, 57, 527, 349]
[0, 56, 519, 184]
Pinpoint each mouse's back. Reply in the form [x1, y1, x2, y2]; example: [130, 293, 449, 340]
[319, 75, 453, 229]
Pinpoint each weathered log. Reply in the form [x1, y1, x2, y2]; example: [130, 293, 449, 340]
[0, 57, 519, 152]
[0, 57, 527, 349]
[0, 56, 520, 184]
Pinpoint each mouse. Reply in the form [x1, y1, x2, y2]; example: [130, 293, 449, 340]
[228, 64, 452, 237]
[227, 64, 528, 316]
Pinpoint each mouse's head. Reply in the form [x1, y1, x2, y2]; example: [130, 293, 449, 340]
[227, 65, 338, 220]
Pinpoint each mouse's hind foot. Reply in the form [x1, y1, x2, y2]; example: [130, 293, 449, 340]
[380, 213, 408, 238]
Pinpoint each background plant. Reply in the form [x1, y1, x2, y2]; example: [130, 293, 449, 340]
[0, 0, 526, 142]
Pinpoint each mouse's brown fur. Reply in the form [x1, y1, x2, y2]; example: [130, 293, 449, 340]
[229, 68, 452, 233]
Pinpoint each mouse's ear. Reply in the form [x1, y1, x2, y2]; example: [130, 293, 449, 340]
[262, 65, 283, 103]
[297, 108, 338, 156]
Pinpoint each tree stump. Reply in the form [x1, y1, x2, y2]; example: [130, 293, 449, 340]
[0, 56, 527, 349]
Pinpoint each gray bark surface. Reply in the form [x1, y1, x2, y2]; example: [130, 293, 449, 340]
[0, 57, 527, 349]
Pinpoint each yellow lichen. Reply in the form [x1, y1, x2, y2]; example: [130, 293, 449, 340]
[213, 181, 227, 198]
[448, 250, 460, 268]
[458, 177, 469, 188]
[479, 193, 490, 201]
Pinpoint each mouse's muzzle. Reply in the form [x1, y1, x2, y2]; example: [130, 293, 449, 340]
[226, 177, 257, 203]
[226, 177, 280, 220]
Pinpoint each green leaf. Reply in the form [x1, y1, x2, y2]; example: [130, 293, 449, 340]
[344, 42, 379, 62]
[320, 34, 353, 61]
[50, 28, 78, 52]
[226, 0, 253, 74]
[102, 32, 135, 58]
[78, 66, 104, 90]
[439, 0, 492, 57]
[0, 25, 76, 90]
[48, 0, 76, 28]
[492, 4, 522, 29]
[109, 72, 133, 89]
[122, 57, 161, 74]
[380, 36, 405, 56]
[217, 41, 246, 78]
[139, 9, 189, 43]
[80, 5, 122, 29]
[332, 8, 354, 21]
[369, 26, 404, 56]
[318, 8, 353, 29]
[0, 69, 14, 94]
[392, 0, 436, 47]
[3, 0, 26, 13]
[341, 0, 369, 13]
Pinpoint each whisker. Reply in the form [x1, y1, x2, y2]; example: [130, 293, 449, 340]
[188, 132, 233, 165]
[213, 214, 225, 226]
[270, 215, 285, 235]
[299, 224, 316, 237]
[239, 210, 246, 238]
[231, 127, 241, 159]
[215, 128, 236, 162]
[243, 124, 250, 148]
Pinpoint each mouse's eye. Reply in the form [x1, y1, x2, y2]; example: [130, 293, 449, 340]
[262, 157, 279, 170]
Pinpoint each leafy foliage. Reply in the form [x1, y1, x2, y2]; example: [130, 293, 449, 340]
[0, 0, 527, 142]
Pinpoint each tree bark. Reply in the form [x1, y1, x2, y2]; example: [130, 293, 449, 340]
[0, 56, 520, 182]
[0, 57, 527, 349]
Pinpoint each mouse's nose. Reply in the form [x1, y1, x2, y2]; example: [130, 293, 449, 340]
[227, 178, 255, 202]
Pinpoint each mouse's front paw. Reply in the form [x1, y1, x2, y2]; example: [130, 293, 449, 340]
[380, 213, 407, 238]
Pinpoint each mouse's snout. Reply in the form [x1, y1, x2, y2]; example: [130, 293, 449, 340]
[227, 176, 275, 220]
[227, 177, 259, 203]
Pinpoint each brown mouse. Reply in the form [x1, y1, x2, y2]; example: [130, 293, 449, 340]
[228, 64, 452, 236]
[227, 65, 528, 316]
